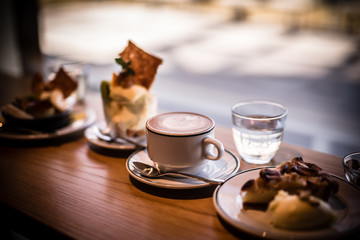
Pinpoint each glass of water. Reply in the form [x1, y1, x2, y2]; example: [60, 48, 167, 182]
[232, 100, 288, 164]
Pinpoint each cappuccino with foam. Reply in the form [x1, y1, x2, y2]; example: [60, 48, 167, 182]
[146, 112, 214, 135]
[146, 112, 224, 171]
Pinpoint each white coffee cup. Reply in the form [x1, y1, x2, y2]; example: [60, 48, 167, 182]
[146, 112, 224, 171]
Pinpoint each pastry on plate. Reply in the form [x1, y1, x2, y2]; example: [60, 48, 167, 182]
[240, 157, 339, 230]
[1, 68, 77, 131]
[241, 157, 338, 206]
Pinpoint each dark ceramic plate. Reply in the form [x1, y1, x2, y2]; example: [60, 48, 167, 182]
[2, 109, 72, 132]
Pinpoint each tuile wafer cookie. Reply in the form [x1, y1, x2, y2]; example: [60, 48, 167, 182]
[118, 40, 162, 89]
[47, 67, 78, 98]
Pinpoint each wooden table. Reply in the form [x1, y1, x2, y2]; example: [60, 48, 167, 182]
[0, 103, 348, 240]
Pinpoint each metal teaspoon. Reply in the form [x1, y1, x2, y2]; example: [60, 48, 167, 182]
[132, 161, 223, 185]
[94, 126, 146, 149]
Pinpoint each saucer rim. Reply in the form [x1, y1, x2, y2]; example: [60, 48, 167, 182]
[0, 107, 96, 140]
[84, 124, 145, 150]
[213, 168, 360, 239]
[126, 148, 240, 189]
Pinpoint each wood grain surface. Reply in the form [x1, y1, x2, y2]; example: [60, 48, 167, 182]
[0, 96, 346, 240]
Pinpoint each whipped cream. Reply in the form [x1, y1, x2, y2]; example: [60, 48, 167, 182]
[267, 190, 336, 230]
[40, 89, 76, 112]
[105, 84, 157, 137]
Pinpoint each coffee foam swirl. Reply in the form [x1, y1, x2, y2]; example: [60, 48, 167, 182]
[147, 112, 214, 135]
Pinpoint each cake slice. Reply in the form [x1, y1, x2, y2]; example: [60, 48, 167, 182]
[241, 157, 338, 207]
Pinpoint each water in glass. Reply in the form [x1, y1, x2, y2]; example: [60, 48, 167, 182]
[232, 116, 284, 164]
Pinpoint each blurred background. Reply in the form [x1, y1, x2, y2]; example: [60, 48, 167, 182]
[1, 0, 360, 157]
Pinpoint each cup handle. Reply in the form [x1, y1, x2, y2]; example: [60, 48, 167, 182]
[203, 137, 224, 161]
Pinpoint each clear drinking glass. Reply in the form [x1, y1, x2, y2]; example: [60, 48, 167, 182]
[232, 100, 288, 164]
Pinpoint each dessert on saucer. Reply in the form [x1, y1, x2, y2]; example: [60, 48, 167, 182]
[1, 68, 78, 132]
[100, 40, 162, 140]
[213, 165, 359, 240]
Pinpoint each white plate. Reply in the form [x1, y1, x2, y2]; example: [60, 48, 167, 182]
[126, 148, 240, 189]
[0, 107, 96, 140]
[213, 168, 360, 240]
[85, 124, 146, 150]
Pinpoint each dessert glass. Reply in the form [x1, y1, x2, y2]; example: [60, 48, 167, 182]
[342, 152, 360, 186]
[101, 84, 157, 139]
[47, 59, 88, 104]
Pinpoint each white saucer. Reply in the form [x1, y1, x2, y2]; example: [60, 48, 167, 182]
[85, 124, 146, 150]
[126, 148, 240, 189]
[213, 168, 360, 239]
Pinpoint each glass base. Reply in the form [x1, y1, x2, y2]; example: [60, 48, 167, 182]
[240, 153, 274, 164]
